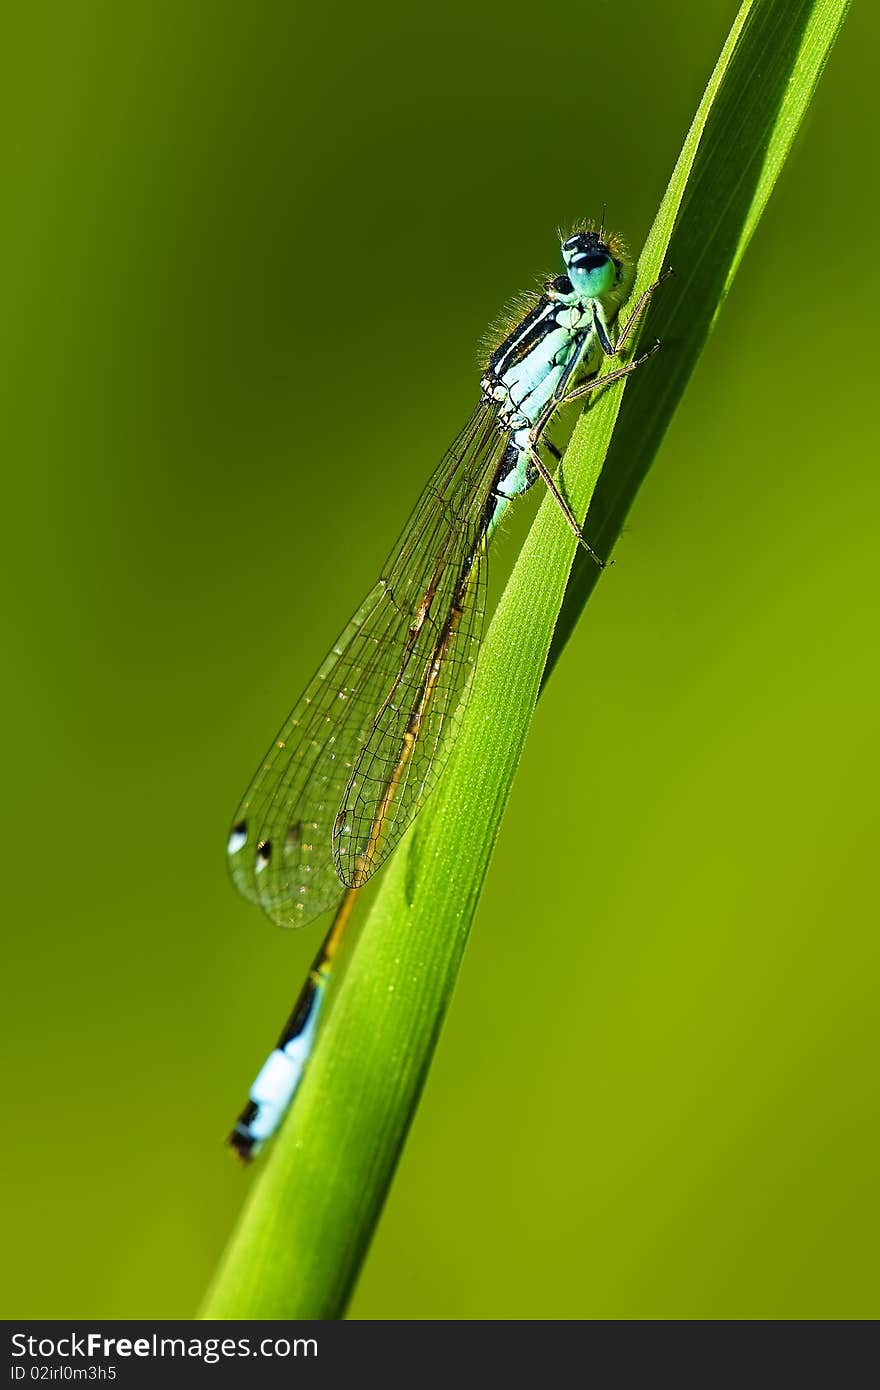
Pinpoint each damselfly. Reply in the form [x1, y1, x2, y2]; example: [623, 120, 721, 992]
[226, 223, 667, 1157]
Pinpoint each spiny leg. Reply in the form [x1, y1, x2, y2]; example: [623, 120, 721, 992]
[610, 266, 673, 357]
[526, 341, 662, 565]
[559, 339, 661, 408]
[529, 449, 606, 567]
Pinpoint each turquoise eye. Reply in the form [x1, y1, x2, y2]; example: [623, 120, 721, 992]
[561, 231, 619, 299]
[567, 251, 616, 298]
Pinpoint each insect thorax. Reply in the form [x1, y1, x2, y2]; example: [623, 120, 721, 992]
[481, 282, 594, 432]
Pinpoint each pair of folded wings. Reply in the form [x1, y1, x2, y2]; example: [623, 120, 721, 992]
[227, 402, 507, 929]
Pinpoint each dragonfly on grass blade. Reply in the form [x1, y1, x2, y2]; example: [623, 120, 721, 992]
[226, 222, 667, 1157]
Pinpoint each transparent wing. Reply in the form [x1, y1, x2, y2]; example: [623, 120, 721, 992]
[227, 402, 506, 928]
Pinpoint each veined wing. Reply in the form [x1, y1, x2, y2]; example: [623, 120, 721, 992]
[227, 401, 506, 928]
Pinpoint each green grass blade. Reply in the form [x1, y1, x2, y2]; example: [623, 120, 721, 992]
[547, 0, 852, 679]
[202, 0, 850, 1321]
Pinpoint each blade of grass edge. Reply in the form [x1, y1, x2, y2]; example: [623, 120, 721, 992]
[202, 0, 850, 1321]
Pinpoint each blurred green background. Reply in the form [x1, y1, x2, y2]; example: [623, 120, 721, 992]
[2, 0, 876, 1320]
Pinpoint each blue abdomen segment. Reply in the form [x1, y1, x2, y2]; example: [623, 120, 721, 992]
[228, 972, 325, 1158]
